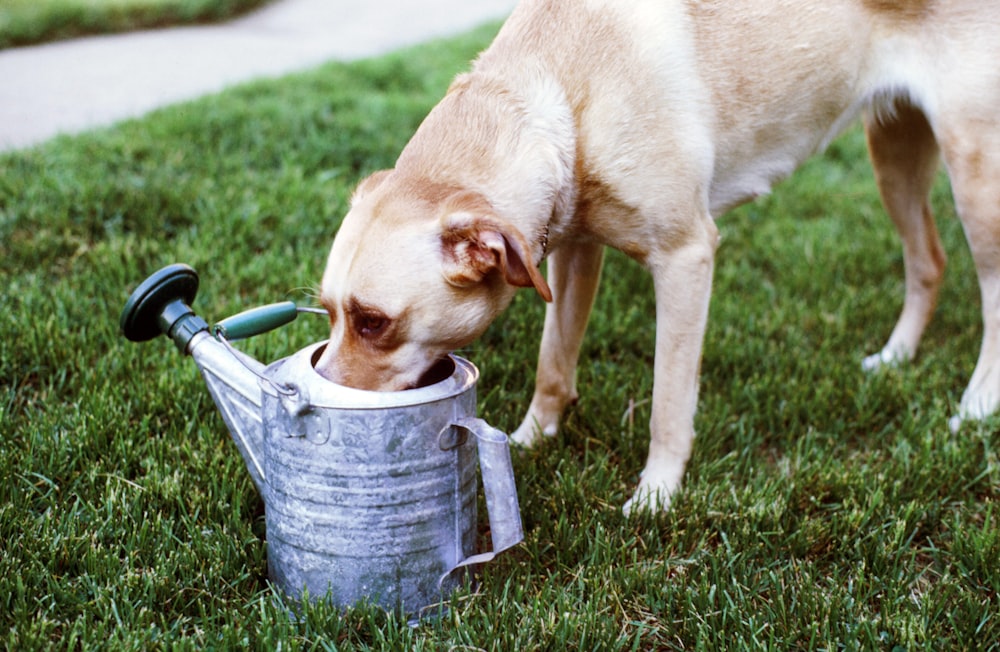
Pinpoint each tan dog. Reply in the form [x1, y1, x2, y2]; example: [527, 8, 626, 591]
[318, 0, 1000, 513]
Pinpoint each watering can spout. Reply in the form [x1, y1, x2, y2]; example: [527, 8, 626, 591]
[190, 333, 269, 492]
[120, 264, 279, 494]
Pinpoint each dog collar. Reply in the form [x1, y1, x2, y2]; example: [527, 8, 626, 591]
[538, 223, 550, 262]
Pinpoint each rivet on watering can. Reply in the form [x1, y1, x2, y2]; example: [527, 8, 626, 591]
[278, 382, 322, 442]
[278, 382, 311, 417]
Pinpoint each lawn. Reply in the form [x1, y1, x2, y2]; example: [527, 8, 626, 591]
[2, 20, 999, 651]
[0, 0, 270, 49]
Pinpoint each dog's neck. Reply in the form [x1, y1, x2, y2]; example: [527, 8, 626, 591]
[479, 69, 578, 265]
[397, 68, 578, 265]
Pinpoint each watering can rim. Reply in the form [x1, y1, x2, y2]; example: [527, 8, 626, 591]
[261, 340, 480, 410]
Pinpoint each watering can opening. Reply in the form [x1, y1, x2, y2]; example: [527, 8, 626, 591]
[306, 344, 456, 392]
[267, 341, 479, 412]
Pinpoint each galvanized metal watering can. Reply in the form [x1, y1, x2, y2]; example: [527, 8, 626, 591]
[120, 264, 523, 618]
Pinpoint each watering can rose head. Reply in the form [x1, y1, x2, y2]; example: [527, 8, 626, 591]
[316, 168, 552, 392]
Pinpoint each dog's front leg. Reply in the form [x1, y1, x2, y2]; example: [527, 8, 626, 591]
[512, 241, 606, 446]
[624, 217, 719, 515]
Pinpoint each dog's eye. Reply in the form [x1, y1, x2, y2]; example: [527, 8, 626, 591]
[355, 313, 389, 338]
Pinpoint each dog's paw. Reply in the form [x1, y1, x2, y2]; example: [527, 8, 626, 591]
[950, 382, 1000, 434]
[622, 464, 682, 517]
[949, 409, 996, 435]
[510, 413, 557, 448]
[861, 347, 912, 373]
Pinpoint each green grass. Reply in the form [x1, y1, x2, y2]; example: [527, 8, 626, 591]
[0, 0, 270, 49]
[2, 21, 999, 650]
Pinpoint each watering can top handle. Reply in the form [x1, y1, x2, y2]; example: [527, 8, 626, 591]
[212, 301, 300, 341]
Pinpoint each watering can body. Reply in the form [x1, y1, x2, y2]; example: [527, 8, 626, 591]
[122, 265, 523, 618]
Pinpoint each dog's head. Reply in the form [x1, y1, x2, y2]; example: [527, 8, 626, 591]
[315, 170, 552, 391]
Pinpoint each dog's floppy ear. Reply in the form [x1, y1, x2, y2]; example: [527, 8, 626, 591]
[440, 191, 553, 302]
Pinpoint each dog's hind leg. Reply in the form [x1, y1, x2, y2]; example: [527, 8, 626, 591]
[512, 241, 605, 446]
[938, 109, 1000, 428]
[861, 100, 945, 372]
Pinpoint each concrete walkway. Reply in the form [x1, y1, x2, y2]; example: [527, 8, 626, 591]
[0, 0, 517, 151]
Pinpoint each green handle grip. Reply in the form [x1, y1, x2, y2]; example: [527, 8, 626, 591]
[213, 301, 298, 340]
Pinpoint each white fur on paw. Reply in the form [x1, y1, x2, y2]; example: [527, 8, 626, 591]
[622, 468, 680, 517]
[951, 386, 1000, 435]
[862, 348, 910, 373]
[623, 487, 670, 516]
[510, 416, 556, 448]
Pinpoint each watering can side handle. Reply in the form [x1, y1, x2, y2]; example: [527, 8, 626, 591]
[448, 417, 524, 573]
